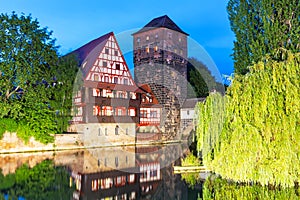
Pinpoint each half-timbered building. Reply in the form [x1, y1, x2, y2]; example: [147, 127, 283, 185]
[69, 32, 145, 144]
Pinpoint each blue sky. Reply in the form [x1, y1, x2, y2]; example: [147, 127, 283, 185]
[0, 0, 235, 76]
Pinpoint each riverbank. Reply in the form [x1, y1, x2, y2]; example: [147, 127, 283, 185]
[0, 132, 185, 154]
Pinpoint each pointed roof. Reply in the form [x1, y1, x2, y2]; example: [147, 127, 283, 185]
[69, 32, 113, 66]
[133, 15, 188, 36]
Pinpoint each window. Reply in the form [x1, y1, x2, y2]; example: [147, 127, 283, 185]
[116, 64, 120, 70]
[137, 37, 140, 43]
[102, 106, 113, 116]
[94, 74, 100, 81]
[154, 46, 158, 51]
[93, 88, 101, 97]
[91, 179, 99, 191]
[115, 176, 126, 187]
[128, 174, 135, 184]
[168, 32, 172, 39]
[128, 108, 136, 116]
[146, 46, 149, 53]
[179, 37, 182, 42]
[115, 125, 119, 135]
[105, 48, 109, 54]
[146, 36, 149, 41]
[116, 107, 126, 116]
[140, 110, 147, 118]
[93, 106, 101, 116]
[103, 61, 107, 67]
[187, 110, 190, 115]
[149, 97, 153, 103]
[98, 128, 101, 136]
[155, 34, 158, 38]
[150, 111, 157, 118]
[123, 78, 128, 85]
[130, 92, 137, 99]
[103, 89, 113, 98]
[114, 50, 118, 56]
[100, 178, 113, 189]
[113, 77, 118, 84]
[105, 128, 108, 136]
[115, 157, 119, 167]
[117, 91, 127, 99]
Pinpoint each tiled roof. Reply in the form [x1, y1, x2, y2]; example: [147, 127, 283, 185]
[133, 15, 188, 35]
[182, 98, 205, 108]
[69, 32, 113, 66]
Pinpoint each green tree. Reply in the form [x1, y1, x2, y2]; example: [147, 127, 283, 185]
[0, 12, 79, 142]
[196, 52, 300, 187]
[227, 0, 300, 75]
[187, 58, 224, 98]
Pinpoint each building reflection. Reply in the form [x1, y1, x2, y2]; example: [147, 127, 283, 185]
[68, 145, 165, 200]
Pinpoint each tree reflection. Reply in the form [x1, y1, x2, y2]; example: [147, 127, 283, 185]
[0, 160, 74, 200]
[203, 176, 300, 200]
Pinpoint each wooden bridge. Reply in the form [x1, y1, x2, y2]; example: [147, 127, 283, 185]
[173, 166, 210, 174]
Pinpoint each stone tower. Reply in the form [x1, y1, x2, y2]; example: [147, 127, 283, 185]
[133, 15, 189, 139]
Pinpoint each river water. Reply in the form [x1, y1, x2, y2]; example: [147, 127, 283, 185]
[0, 143, 299, 200]
[0, 143, 204, 200]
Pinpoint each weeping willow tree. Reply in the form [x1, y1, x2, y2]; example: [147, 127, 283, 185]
[196, 52, 300, 187]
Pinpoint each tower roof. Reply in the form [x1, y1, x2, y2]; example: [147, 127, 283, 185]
[133, 15, 189, 36]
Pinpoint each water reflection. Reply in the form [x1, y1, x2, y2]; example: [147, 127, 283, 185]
[0, 143, 199, 200]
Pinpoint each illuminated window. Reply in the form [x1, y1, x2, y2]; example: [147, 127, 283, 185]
[100, 178, 113, 189]
[115, 176, 126, 187]
[146, 46, 149, 53]
[130, 92, 137, 99]
[128, 108, 136, 116]
[102, 106, 113, 116]
[128, 174, 135, 183]
[91, 179, 99, 191]
[93, 106, 101, 116]
[146, 36, 149, 41]
[154, 46, 158, 51]
[92, 88, 101, 97]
